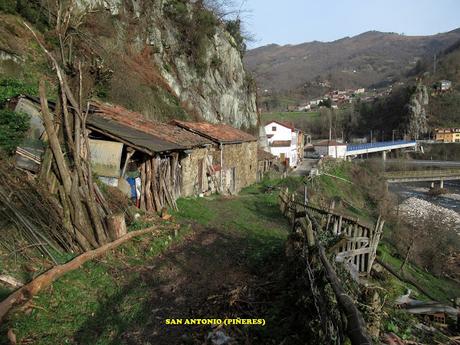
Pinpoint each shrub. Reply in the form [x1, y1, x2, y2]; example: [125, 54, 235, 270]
[164, 0, 218, 76]
[225, 19, 246, 56]
[0, 109, 30, 154]
[0, 78, 37, 107]
[0, 0, 16, 14]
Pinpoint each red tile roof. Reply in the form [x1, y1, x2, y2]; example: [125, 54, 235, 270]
[270, 140, 292, 147]
[315, 140, 347, 146]
[258, 148, 276, 161]
[265, 120, 295, 131]
[89, 101, 212, 149]
[171, 120, 257, 144]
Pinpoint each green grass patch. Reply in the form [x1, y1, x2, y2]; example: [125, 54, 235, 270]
[261, 111, 320, 124]
[0, 223, 192, 345]
[378, 242, 460, 303]
[172, 179, 294, 269]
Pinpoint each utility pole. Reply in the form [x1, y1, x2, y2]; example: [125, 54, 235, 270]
[392, 130, 396, 142]
[329, 112, 332, 141]
[370, 130, 373, 143]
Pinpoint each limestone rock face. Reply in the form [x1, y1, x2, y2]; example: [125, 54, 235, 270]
[407, 83, 429, 140]
[75, 0, 258, 129]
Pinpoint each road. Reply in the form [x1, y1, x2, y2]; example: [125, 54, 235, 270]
[383, 159, 460, 167]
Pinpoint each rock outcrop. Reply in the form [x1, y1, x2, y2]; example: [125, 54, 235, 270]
[74, 0, 258, 128]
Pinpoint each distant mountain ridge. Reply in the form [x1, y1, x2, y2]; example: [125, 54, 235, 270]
[244, 29, 460, 96]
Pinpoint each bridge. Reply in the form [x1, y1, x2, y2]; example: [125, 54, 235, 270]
[346, 140, 417, 159]
[384, 169, 460, 187]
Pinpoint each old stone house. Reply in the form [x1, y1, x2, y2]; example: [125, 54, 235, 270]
[10, 96, 258, 211]
[172, 120, 258, 194]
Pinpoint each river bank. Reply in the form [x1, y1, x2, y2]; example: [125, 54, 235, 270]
[389, 181, 460, 232]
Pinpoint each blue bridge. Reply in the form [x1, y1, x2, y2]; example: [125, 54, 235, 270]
[346, 140, 417, 158]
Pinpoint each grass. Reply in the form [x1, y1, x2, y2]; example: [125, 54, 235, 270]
[1, 179, 296, 344]
[377, 242, 460, 303]
[261, 111, 320, 124]
[308, 160, 460, 303]
[173, 178, 300, 268]
[0, 221, 192, 345]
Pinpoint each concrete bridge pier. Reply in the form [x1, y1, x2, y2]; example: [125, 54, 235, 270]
[430, 179, 444, 189]
[382, 150, 390, 161]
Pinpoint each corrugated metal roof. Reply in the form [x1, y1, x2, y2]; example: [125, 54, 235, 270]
[87, 101, 213, 153]
[87, 115, 179, 154]
[172, 120, 257, 144]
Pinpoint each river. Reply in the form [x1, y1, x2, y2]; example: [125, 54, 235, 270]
[389, 180, 460, 213]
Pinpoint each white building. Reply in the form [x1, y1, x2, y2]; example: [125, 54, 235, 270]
[314, 140, 347, 159]
[265, 121, 299, 167]
[440, 80, 452, 91]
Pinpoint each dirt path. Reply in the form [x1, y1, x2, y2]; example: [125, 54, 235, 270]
[73, 193, 291, 345]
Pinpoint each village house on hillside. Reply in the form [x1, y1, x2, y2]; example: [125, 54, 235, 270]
[9, 96, 259, 212]
[434, 128, 460, 143]
[264, 121, 304, 168]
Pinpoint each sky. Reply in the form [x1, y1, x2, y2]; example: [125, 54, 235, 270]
[245, 0, 460, 48]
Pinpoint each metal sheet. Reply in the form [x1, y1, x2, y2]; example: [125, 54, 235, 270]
[87, 115, 181, 153]
[89, 139, 123, 178]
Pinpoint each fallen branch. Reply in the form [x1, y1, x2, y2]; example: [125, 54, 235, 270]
[0, 226, 157, 323]
[375, 257, 437, 301]
[0, 276, 23, 289]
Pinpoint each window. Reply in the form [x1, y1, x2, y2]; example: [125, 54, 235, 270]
[272, 126, 276, 131]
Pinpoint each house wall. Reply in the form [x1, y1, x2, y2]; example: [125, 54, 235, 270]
[264, 122, 292, 145]
[435, 132, 460, 143]
[328, 145, 347, 158]
[180, 146, 217, 197]
[221, 141, 258, 193]
[265, 122, 298, 167]
[270, 146, 297, 166]
[314, 145, 347, 158]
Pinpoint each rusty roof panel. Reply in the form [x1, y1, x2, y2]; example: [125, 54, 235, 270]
[172, 120, 257, 144]
[89, 101, 213, 149]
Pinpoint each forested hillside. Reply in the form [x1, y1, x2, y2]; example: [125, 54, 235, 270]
[245, 29, 460, 98]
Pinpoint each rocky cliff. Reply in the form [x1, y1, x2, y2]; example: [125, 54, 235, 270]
[0, 0, 258, 129]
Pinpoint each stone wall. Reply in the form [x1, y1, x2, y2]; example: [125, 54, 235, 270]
[221, 141, 258, 194]
[180, 141, 257, 196]
[180, 147, 209, 197]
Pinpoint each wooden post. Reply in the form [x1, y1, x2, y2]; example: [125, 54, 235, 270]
[140, 162, 146, 210]
[121, 148, 135, 178]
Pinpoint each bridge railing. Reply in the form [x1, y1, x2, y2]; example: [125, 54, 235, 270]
[384, 169, 460, 179]
[347, 140, 416, 152]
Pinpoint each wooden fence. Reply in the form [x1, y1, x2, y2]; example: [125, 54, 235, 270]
[279, 188, 384, 276]
[279, 187, 375, 344]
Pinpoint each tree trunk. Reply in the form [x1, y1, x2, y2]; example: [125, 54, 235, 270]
[107, 213, 127, 241]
